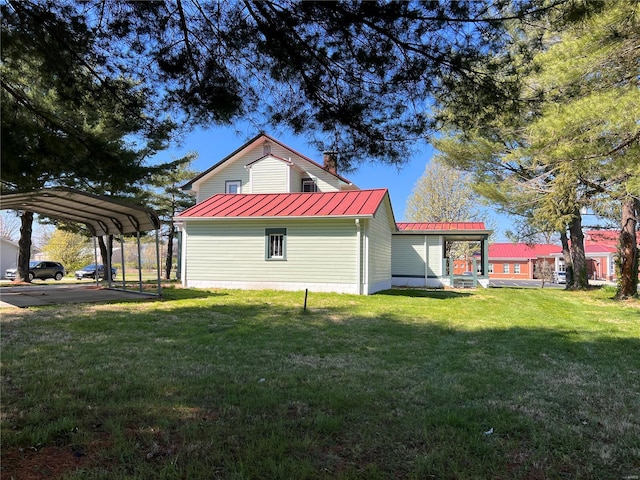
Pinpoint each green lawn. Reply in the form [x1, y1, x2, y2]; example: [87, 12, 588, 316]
[1, 286, 638, 479]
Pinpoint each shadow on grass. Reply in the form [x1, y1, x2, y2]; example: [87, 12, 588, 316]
[377, 288, 473, 299]
[2, 290, 638, 479]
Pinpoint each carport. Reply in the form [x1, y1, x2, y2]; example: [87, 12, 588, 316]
[0, 187, 163, 297]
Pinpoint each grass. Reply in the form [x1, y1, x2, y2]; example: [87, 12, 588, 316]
[1, 286, 639, 479]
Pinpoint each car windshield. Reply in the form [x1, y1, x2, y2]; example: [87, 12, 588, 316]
[28, 261, 39, 267]
[81, 264, 99, 269]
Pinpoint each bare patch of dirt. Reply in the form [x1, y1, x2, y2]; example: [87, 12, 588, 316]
[2, 445, 92, 479]
[1, 435, 113, 480]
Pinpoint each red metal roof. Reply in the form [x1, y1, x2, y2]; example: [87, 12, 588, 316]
[585, 244, 617, 254]
[489, 243, 561, 259]
[177, 189, 389, 219]
[396, 222, 487, 231]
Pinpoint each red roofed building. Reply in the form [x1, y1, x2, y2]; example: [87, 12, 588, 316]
[488, 242, 619, 281]
[488, 243, 561, 280]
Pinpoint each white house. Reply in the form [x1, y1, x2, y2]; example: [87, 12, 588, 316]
[0, 237, 19, 279]
[176, 133, 491, 294]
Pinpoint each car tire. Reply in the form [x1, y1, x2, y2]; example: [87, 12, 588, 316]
[28, 272, 35, 281]
[54, 272, 64, 281]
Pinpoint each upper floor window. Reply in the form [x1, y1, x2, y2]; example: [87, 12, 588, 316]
[263, 143, 272, 155]
[301, 178, 317, 192]
[226, 180, 241, 194]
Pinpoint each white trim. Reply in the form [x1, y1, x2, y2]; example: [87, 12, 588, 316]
[225, 180, 242, 194]
[391, 276, 445, 288]
[355, 218, 362, 295]
[180, 227, 188, 285]
[186, 279, 361, 295]
[366, 279, 391, 294]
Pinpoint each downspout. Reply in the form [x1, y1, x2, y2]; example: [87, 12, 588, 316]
[355, 218, 362, 295]
[180, 223, 187, 286]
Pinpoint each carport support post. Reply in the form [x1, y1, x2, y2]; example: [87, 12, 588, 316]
[137, 231, 143, 292]
[93, 237, 99, 287]
[120, 236, 126, 290]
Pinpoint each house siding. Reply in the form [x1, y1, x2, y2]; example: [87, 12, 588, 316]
[184, 219, 359, 292]
[290, 167, 302, 193]
[392, 236, 426, 278]
[195, 142, 343, 201]
[197, 160, 251, 202]
[250, 157, 290, 193]
[365, 201, 393, 293]
[391, 234, 444, 287]
[427, 236, 443, 277]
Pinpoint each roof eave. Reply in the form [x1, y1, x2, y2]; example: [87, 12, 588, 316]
[175, 214, 374, 222]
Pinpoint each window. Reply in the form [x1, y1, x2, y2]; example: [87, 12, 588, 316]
[503, 264, 510, 274]
[514, 264, 521, 274]
[225, 180, 241, 194]
[301, 178, 317, 192]
[263, 143, 272, 155]
[488, 263, 494, 273]
[265, 228, 286, 260]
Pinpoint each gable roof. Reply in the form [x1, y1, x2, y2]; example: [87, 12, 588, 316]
[489, 243, 561, 259]
[176, 189, 389, 220]
[182, 132, 355, 191]
[244, 154, 293, 168]
[397, 222, 487, 232]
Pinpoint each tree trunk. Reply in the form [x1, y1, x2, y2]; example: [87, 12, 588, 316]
[97, 235, 114, 282]
[16, 211, 34, 283]
[568, 211, 589, 289]
[165, 226, 174, 280]
[560, 230, 573, 288]
[616, 195, 638, 299]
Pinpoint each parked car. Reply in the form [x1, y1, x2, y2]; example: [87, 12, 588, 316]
[74, 264, 117, 280]
[553, 271, 567, 284]
[5, 261, 66, 281]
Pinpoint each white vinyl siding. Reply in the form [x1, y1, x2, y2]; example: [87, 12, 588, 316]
[290, 167, 302, 193]
[197, 161, 250, 202]
[250, 157, 290, 193]
[391, 234, 443, 278]
[426, 236, 443, 277]
[366, 202, 393, 288]
[193, 141, 346, 200]
[184, 220, 358, 285]
[392, 236, 426, 277]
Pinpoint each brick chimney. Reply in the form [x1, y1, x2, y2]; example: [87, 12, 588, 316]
[323, 151, 338, 175]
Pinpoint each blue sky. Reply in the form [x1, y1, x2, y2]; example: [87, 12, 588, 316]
[155, 123, 513, 240]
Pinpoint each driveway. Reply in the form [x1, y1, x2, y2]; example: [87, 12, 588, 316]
[0, 283, 158, 308]
[489, 279, 565, 289]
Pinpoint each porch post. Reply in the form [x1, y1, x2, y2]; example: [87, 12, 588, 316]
[482, 236, 489, 277]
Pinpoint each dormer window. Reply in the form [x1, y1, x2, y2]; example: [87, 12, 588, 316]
[302, 178, 317, 192]
[262, 143, 272, 155]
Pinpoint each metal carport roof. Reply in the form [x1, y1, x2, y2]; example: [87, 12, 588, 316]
[0, 187, 160, 235]
[0, 187, 162, 297]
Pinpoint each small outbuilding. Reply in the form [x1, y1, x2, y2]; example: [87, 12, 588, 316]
[0, 237, 19, 279]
